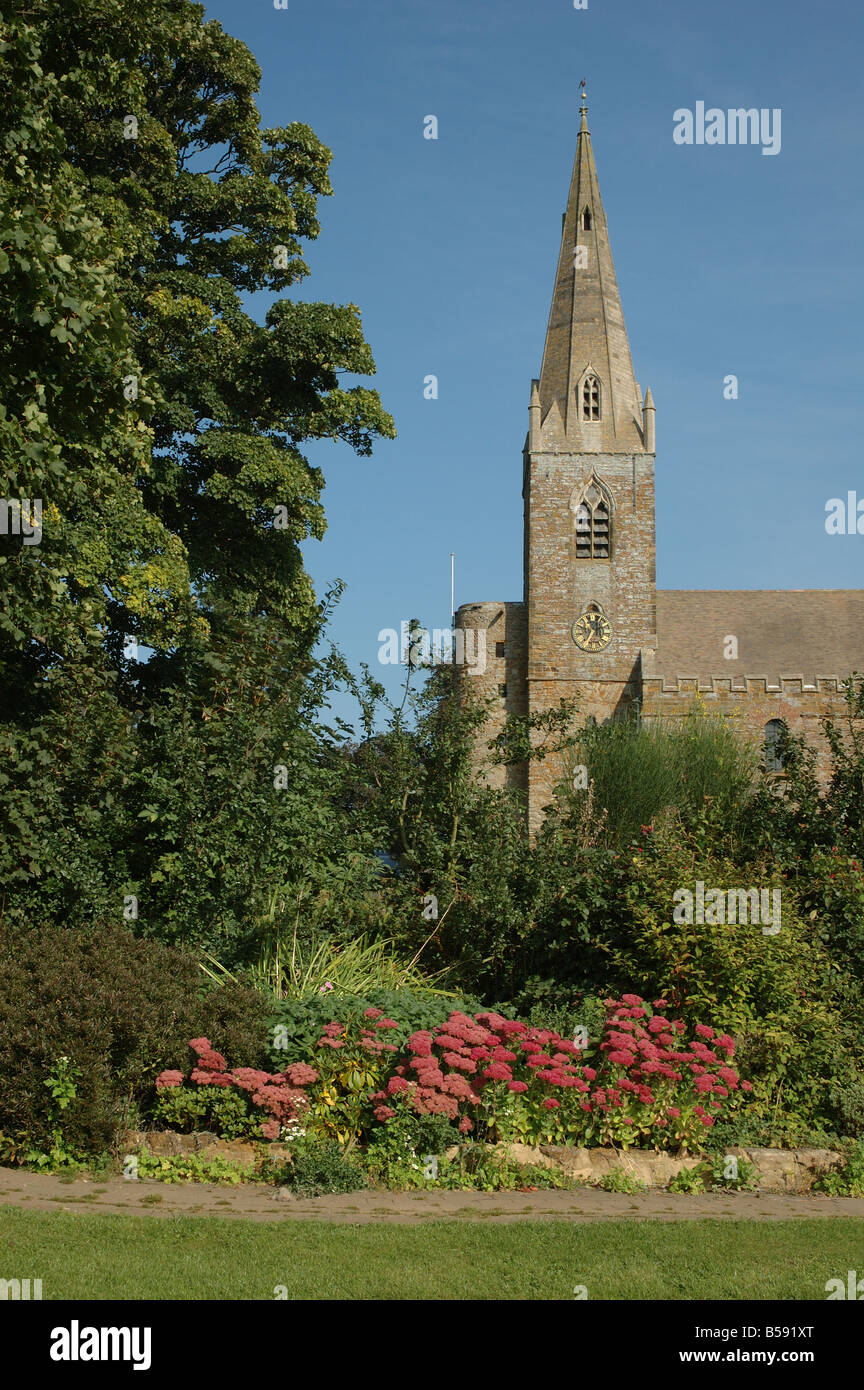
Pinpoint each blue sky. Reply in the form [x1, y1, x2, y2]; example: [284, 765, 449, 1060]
[204, 0, 863, 724]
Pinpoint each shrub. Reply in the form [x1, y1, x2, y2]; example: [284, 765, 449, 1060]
[812, 1141, 864, 1197]
[227, 927, 457, 1001]
[581, 830, 858, 1140]
[1, 1058, 91, 1171]
[668, 1154, 757, 1193]
[363, 1098, 458, 1187]
[152, 1083, 258, 1141]
[668, 1166, 706, 1194]
[596, 1170, 645, 1194]
[134, 1150, 255, 1185]
[702, 1112, 838, 1153]
[516, 994, 609, 1051]
[565, 705, 757, 851]
[708, 1153, 758, 1191]
[272, 1135, 368, 1197]
[0, 924, 271, 1157]
[440, 1147, 573, 1192]
[305, 1009, 402, 1144]
[366, 1141, 579, 1192]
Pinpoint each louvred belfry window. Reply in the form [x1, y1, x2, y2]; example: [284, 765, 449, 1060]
[575, 480, 611, 559]
[582, 373, 601, 421]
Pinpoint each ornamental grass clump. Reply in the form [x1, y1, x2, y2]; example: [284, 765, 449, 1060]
[369, 995, 752, 1152]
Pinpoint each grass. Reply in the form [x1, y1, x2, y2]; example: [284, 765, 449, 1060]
[568, 705, 758, 849]
[200, 922, 456, 1001]
[1, 1207, 861, 1300]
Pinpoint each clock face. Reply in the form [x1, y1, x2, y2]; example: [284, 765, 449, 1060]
[572, 608, 612, 652]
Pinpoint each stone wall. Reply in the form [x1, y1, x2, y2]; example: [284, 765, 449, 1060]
[641, 670, 855, 779]
[454, 600, 528, 795]
[495, 1142, 844, 1193]
[524, 674, 638, 833]
[523, 446, 655, 832]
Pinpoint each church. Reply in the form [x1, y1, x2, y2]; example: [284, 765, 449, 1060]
[455, 92, 864, 833]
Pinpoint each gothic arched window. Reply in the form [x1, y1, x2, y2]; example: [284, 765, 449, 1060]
[574, 479, 611, 559]
[581, 373, 601, 421]
[581, 206, 592, 230]
[764, 719, 785, 773]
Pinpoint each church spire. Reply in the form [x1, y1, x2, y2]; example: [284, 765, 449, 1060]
[536, 88, 649, 453]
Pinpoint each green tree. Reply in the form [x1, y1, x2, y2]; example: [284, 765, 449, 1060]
[344, 655, 584, 996]
[125, 603, 391, 958]
[27, 0, 394, 673]
[0, 18, 193, 697]
[0, 18, 176, 912]
[0, 7, 394, 938]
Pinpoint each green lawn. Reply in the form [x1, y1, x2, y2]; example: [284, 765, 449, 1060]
[2, 1208, 862, 1299]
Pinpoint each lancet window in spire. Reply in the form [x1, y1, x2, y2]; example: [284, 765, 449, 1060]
[574, 479, 611, 559]
[582, 373, 601, 421]
[581, 206, 592, 230]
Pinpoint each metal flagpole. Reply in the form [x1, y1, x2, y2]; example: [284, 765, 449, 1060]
[450, 552, 455, 625]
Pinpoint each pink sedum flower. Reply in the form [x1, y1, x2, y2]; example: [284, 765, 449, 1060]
[482, 1063, 513, 1082]
[155, 1070, 183, 1089]
[284, 1063, 319, 1086]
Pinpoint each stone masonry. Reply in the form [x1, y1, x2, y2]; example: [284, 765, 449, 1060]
[456, 91, 864, 834]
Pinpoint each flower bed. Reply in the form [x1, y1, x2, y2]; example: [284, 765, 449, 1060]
[368, 994, 751, 1151]
[155, 1038, 317, 1141]
[156, 995, 753, 1154]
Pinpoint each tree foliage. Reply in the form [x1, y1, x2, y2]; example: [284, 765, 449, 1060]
[22, 0, 394, 669]
[0, 6, 393, 938]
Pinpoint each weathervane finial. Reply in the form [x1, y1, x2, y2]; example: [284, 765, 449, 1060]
[579, 79, 589, 130]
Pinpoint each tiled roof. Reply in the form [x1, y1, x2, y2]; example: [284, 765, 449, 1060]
[654, 590, 864, 681]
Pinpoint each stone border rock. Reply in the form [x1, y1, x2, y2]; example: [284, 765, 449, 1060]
[493, 1142, 845, 1193]
[124, 1131, 846, 1194]
[122, 1130, 290, 1167]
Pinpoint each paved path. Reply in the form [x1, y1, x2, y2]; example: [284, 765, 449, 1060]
[1, 1166, 863, 1224]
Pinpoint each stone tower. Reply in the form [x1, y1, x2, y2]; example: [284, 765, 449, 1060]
[457, 91, 657, 831]
[456, 92, 864, 830]
[524, 89, 656, 828]
[461, 97, 655, 828]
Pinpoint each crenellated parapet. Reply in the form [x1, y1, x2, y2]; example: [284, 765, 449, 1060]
[642, 672, 845, 698]
[639, 655, 854, 781]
